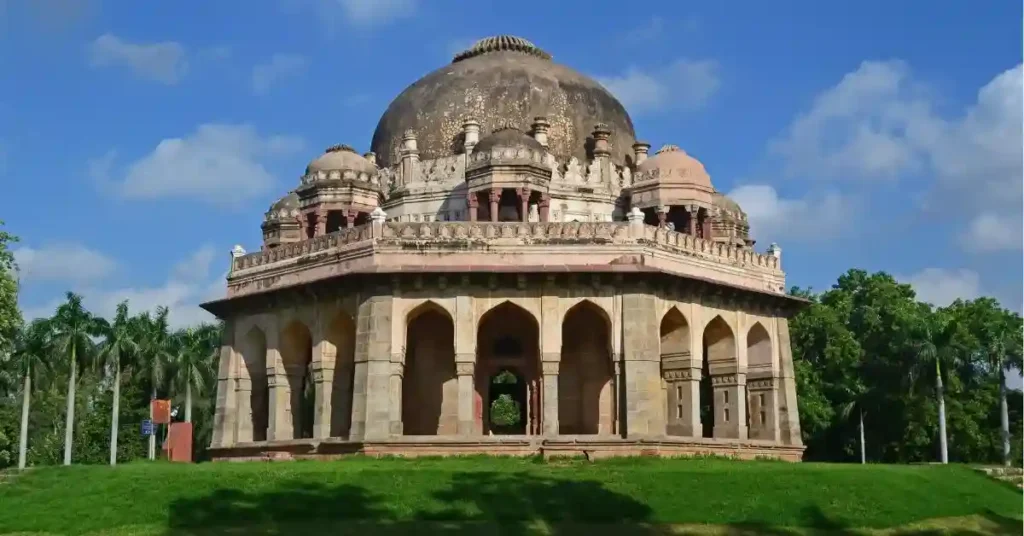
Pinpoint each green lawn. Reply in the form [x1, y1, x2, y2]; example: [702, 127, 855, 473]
[0, 457, 1020, 535]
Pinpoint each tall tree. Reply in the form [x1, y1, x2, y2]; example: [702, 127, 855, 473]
[10, 319, 51, 469]
[0, 221, 23, 397]
[50, 292, 103, 466]
[135, 307, 172, 460]
[169, 325, 216, 423]
[97, 301, 139, 466]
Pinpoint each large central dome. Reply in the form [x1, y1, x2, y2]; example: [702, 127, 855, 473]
[371, 35, 637, 168]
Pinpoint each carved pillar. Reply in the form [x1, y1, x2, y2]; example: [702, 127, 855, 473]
[456, 361, 476, 435]
[711, 372, 748, 439]
[234, 376, 254, 443]
[341, 209, 354, 229]
[267, 365, 292, 441]
[632, 142, 651, 166]
[284, 365, 306, 438]
[621, 288, 664, 437]
[489, 188, 501, 222]
[311, 361, 334, 439]
[611, 357, 622, 436]
[518, 187, 530, 223]
[539, 194, 551, 223]
[349, 293, 395, 441]
[747, 375, 780, 441]
[388, 359, 404, 435]
[661, 350, 700, 437]
[296, 213, 310, 239]
[467, 193, 479, 222]
[542, 361, 559, 436]
[776, 318, 803, 445]
[315, 210, 327, 237]
[211, 322, 237, 448]
[657, 206, 668, 228]
[687, 205, 700, 236]
[701, 209, 712, 239]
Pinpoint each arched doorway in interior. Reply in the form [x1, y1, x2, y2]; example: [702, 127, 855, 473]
[487, 369, 527, 435]
[239, 326, 269, 442]
[402, 302, 457, 436]
[559, 300, 614, 435]
[702, 315, 738, 439]
[476, 301, 540, 435]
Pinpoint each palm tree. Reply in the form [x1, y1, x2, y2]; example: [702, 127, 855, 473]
[50, 292, 103, 466]
[169, 325, 216, 423]
[11, 319, 51, 470]
[97, 301, 139, 466]
[135, 307, 172, 460]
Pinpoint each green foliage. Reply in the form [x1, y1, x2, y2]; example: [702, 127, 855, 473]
[489, 394, 520, 427]
[791, 269, 1023, 464]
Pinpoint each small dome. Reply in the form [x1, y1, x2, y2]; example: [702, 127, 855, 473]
[636, 145, 713, 189]
[265, 191, 299, 221]
[306, 144, 378, 175]
[473, 126, 545, 154]
[452, 36, 552, 62]
[712, 191, 745, 216]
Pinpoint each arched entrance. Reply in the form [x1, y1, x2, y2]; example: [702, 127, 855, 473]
[476, 302, 540, 435]
[660, 307, 692, 436]
[487, 369, 527, 435]
[403, 302, 457, 436]
[746, 322, 774, 439]
[559, 300, 614, 435]
[280, 320, 314, 440]
[703, 315, 738, 439]
[325, 312, 356, 438]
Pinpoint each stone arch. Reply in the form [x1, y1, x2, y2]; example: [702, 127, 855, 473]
[325, 311, 356, 437]
[280, 320, 314, 439]
[703, 315, 741, 439]
[403, 301, 457, 435]
[660, 307, 692, 436]
[477, 301, 541, 435]
[239, 325, 269, 442]
[559, 300, 614, 434]
[746, 322, 772, 370]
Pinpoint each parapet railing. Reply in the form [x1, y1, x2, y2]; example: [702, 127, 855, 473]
[231, 220, 781, 273]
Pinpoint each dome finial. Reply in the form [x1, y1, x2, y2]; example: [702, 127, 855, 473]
[452, 35, 552, 63]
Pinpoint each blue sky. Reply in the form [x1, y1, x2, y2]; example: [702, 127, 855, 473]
[0, 0, 1021, 329]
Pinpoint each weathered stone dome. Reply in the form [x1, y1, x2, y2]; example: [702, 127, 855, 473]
[371, 35, 637, 168]
[473, 126, 545, 154]
[712, 191, 746, 217]
[265, 191, 299, 221]
[306, 144, 377, 175]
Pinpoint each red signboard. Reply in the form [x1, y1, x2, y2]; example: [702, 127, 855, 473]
[167, 422, 193, 463]
[152, 399, 171, 424]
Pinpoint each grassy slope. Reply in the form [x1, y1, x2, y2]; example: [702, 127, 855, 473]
[0, 457, 1020, 535]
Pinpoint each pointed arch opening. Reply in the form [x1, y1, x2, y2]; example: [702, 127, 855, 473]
[559, 300, 614, 435]
[477, 302, 540, 435]
[280, 320, 314, 439]
[703, 315, 738, 439]
[239, 326, 269, 442]
[660, 307, 692, 436]
[325, 312, 356, 437]
[403, 302, 457, 435]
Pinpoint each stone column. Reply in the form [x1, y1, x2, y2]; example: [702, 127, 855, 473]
[687, 205, 700, 236]
[234, 376, 253, 443]
[467, 193, 479, 222]
[776, 318, 803, 445]
[711, 372, 748, 439]
[541, 361, 560, 436]
[285, 365, 306, 438]
[489, 188, 501, 222]
[632, 142, 651, 166]
[388, 359, 404, 435]
[538, 194, 551, 223]
[400, 129, 420, 185]
[311, 360, 335, 439]
[700, 209, 712, 240]
[211, 322, 237, 448]
[621, 288, 664, 437]
[747, 374, 780, 441]
[266, 362, 292, 441]
[518, 187, 530, 223]
[463, 119, 480, 154]
[662, 351, 700, 437]
[342, 209, 355, 229]
[657, 206, 668, 228]
[611, 357, 622, 436]
[531, 116, 550, 147]
[456, 361, 476, 435]
[315, 210, 327, 236]
[349, 292, 395, 441]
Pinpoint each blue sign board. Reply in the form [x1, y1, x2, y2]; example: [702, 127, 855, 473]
[141, 419, 154, 437]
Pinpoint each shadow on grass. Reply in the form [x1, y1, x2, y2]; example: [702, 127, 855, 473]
[165, 475, 1024, 536]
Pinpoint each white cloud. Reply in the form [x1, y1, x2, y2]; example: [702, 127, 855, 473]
[88, 33, 188, 84]
[13, 243, 117, 283]
[289, 0, 415, 28]
[597, 59, 720, 114]
[21, 245, 227, 329]
[899, 268, 981, 307]
[94, 123, 304, 206]
[727, 184, 854, 243]
[772, 61, 1022, 253]
[252, 53, 309, 95]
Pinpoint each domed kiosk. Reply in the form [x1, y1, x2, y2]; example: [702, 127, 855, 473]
[202, 36, 806, 462]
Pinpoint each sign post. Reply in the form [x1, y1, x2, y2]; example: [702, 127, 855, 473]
[141, 419, 154, 437]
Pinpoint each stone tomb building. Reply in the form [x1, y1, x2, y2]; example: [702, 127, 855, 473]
[202, 36, 806, 461]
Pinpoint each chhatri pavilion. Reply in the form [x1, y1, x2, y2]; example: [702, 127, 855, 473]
[201, 35, 806, 461]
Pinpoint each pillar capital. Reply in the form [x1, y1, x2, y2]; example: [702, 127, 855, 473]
[455, 362, 475, 376]
[541, 361, 560, 375]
